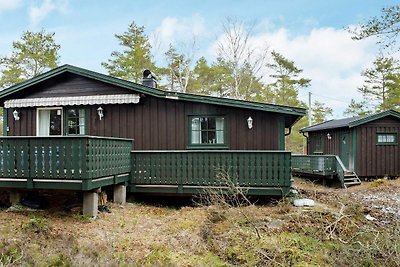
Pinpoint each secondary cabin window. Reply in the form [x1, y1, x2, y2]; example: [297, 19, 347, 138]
[66, 108, 85, 135]
[314, 134, 323, 154]
[377, 133, 397, 145]
[190, 116, 225, 146]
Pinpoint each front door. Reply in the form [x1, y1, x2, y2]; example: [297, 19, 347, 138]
[340, 132, 350, 169]
[37, 108, 63, 136]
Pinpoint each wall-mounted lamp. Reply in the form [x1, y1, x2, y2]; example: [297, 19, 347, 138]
[327, 133, 332, 140]
[97, 107, 104, 120]
[13, 109, 20, 121]
[247, 116, 253, 129]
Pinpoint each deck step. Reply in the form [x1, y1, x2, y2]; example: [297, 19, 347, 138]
[343, 172, 362, 188]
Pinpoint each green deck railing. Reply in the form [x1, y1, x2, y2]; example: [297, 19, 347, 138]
[291, 154, 337, 177]
[131, 150, 292, 196]
[292, 154, 360, 188]
[0, 136, 132, 190]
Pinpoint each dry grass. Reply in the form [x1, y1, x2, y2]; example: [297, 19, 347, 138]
[0, 178, 399, 266]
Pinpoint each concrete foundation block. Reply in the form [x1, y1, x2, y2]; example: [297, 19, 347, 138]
[9, 191, 21, 205]
[113, 184, 126, 204]
[83, 191, 98, 218]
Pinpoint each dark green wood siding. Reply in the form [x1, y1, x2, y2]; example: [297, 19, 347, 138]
[356, 117, 400, 177]
[307, 116, 400, 177]
[88, 97, 283, 150]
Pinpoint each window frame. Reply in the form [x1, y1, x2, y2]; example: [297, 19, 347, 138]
[187, 115, 228, 149]
[376, 132, 398, 145]
[64, 107, 87, 135]
[36, 107, 63, 136]
[313, 134, 324, 154]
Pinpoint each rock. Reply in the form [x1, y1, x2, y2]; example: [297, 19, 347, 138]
[293, 198, 315, 207]
[365, 214, 376, 221]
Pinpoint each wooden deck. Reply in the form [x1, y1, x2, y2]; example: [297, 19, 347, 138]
[0, 137, 293, 196]
[0, 136, 132, 190]
[292, 154, 361, 188]
[131, 150, 292, 196]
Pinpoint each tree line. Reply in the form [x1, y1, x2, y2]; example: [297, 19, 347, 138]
[0, 7, 399, 152]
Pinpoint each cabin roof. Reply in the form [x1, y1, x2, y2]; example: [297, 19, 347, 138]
[0, 64, 305, 127]
[300, 110, 400, 132]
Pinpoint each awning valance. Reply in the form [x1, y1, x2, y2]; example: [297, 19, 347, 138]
[4, 94, 140, 108]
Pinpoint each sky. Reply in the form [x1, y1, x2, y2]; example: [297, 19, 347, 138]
[0, 0, 398, 118]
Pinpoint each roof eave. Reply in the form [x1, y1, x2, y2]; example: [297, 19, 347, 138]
[348, 110, 400, 127]
[0, 64, 306, 118]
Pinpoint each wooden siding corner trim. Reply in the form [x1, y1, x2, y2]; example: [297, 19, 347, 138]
[3, 109, 7, 136]
[351, 127, 357, 172]
[278, 116, 285, 150]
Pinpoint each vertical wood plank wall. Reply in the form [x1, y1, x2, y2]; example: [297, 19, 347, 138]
[308, 128, 350, 156]
[308, 117, 400, 177]
[89, 97, 281, 150]
[356, 117, 400, 177]
[6, 96, 282, 150]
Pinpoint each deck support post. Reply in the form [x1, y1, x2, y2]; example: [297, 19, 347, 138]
[113, 184, 126, 204]
[83, 190, 99, 218]
[9, 191, 21, 205]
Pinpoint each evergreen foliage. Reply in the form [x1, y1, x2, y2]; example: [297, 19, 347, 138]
[0, 30, 60, 88]
[102, 21, 156, 83]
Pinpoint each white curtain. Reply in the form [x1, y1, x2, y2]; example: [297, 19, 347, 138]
[79, 109, 85, 134]
[191, 118, 201, 144]
[38, 110, 50, 136]
[216, 118, 224, 144]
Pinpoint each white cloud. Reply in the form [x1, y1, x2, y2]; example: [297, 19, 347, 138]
[150, 14, 207, 61]
[29, 0, 68, 26]
[210, 25, 378, 118]
[0, 0, 22, 12]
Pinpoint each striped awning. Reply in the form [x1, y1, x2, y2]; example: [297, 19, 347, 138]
[4, 94, 140, 108]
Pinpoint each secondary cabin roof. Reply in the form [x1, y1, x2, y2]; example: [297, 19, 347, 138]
[0, 64, 306, 128]
[300, 110, 400, 132]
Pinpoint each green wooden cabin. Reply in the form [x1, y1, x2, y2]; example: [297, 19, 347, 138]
[0, 65, 305, 215]
[298, 110, 400, 179]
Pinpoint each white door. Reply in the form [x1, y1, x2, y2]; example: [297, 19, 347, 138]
[37, 108, 63, 136]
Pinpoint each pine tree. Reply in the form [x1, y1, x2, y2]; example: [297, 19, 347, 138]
[0, 30, 60, 88]
[358, 56, 400, 111]
[267, 51, 311, 107]
[102, 21, 156, 83]
[312, 101, 333, 124]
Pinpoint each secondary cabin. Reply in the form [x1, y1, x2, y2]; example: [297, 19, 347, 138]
[0, 65, 305, 215]
[300, 110, 400, 178]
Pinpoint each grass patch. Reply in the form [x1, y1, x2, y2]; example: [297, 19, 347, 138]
[0, 179, 399, 266]
[21, 216, 50, 235]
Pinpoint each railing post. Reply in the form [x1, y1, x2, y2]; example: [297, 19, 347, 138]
[177, 152, 183, 193]
[27, 138, 33, 189]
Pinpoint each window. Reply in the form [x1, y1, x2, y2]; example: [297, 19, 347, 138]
[66, 108, 85, 135]
[189, 116, 226, 147]
[37, 108, 63, 136]
[377, 133, 397, 145]
[314, 134, 324, 154]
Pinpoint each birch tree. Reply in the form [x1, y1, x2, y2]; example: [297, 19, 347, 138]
[217, 18, 268, 99]
[163, 42, 196, 93]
